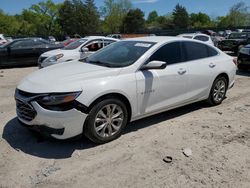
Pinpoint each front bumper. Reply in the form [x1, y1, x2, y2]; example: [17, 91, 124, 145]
[17, 101, 87, 139]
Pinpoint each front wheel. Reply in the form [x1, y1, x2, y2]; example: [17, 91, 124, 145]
[84, 98, 128, 144]
[207, 76, 228, 106]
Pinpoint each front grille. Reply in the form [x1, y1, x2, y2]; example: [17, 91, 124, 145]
[16, 99, 37, 121]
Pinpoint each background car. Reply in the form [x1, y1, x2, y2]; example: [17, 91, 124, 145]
[0, 34, 7, 45]
[16, 37, 236, 143]
[61, 38, 78, 47]
[0, 38, 64, 67]
[177, 33, 214, 46]
[38, 36, 119, 68]
[217, 32, 250, 54]
[237, 44, 250, 71]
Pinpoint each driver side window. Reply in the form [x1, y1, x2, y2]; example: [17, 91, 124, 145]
[85, 40, 104, 52]
[149, 42, 183, 65]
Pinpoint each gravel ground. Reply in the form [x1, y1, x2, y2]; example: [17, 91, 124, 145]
[0, 67, 250, 188]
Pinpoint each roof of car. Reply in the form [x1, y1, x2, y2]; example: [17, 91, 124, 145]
[178, 33, 210, 37]
[124, 36, 190, 43]
[84, 36, 119, 41]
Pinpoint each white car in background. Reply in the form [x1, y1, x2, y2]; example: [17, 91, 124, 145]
[178, 33, 214, 46]
[0, 34, 7, 45]
[15, 37, 236, 143]
[38, 36, 119, 68]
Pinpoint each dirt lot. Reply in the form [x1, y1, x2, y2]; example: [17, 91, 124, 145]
[0, 67, 250, 188]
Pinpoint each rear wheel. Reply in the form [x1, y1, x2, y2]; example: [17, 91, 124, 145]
[84, 98, 128, 144]
[207, 76, 227, 106]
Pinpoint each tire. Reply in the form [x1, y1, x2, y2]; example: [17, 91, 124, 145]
[84, 98, 128, 144]
[207, 76, 228, 106]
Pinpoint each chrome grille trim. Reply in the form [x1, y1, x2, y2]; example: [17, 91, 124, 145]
[16, 99, 37, 122]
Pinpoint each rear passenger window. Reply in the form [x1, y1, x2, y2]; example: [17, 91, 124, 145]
[207, 46, 218, 57]
[183, 41, 208, 61]
[194, 35, 209, 42]
[149, 42, 183, 65]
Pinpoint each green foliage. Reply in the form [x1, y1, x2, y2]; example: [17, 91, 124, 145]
[58, 0, 100, 36]
[23, 0, 62, 36]
[190, 12, 212, 28]
[122, 8, 145, 33]
[172, 4, 189, 29]
[217, 2, 250, 27]
[0, 1, 250, 37]
[147, 11, 158, 24]
[101, 0, 132, 33]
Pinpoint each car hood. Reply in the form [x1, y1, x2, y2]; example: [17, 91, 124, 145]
[41, 48, 79, 58]
[41, 49, 63, 57]
[18, 61, 121, 93]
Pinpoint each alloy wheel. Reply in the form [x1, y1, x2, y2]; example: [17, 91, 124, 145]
[213, 80, 226, 103]
[94, 104, 124, 138]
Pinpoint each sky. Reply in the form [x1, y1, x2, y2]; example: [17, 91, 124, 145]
[1, 0, 250, 18]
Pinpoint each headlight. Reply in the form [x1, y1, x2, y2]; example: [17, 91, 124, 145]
[38, 92, 81, 106]
[43, 54, 64, 63]
[239, 48, 250, 55]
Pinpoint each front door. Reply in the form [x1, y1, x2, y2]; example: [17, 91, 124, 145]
[136, 41, 188, 115]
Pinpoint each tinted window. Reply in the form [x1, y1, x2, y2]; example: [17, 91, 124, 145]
[194, 35, 209, 42]
[183, 41, 208, 61]
[149, 42, 183, 65]
[207, 46, 218, 57]
[11, 40, 33, 48]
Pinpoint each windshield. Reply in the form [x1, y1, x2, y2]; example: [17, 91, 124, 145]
[84, 41, 155, 68]
[64, 39, 87, 50]
[228, 33, 249, 39]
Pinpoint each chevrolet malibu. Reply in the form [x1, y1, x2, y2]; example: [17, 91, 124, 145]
[15, 37, 236, 143]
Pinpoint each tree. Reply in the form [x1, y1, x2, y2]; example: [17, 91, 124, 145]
[147, 11, 158, 24]
[217, 2, 250, 27]
[122, 8, 145, 33]
[24, 0, 62, 36]
[58, 0, 90, 36]
[0, 12, 21, 36]
[190, 12, 212, 28]
[101, 0, 132, 33]
[84, 0, 100, 34]
[172, 4, 189, 29]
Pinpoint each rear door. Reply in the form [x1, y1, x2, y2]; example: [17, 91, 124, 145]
[183, 41, 220, 101]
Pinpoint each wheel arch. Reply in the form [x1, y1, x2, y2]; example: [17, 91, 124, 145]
[87, 92, 132, 122]
[215, 72, 229, 88]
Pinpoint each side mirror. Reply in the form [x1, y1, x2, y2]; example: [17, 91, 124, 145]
[80, 47, 89, 53]
[141, 60, 167, 70]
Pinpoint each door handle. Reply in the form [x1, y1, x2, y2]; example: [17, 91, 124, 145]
[209, 63, 216, 68]
[178, 68, 186, 75]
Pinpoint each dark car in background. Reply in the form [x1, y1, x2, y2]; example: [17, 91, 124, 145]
[0, 38, 63, 68]
[238, 44, 250, 71]
[217, 32, 250, 54]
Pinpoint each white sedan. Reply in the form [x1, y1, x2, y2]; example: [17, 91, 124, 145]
[15, 37, 236, 143]
[38, 36, 119, 68]
[178, 33, 214, 46]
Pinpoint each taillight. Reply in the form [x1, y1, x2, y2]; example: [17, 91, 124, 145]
[233, 58, 237, 65]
